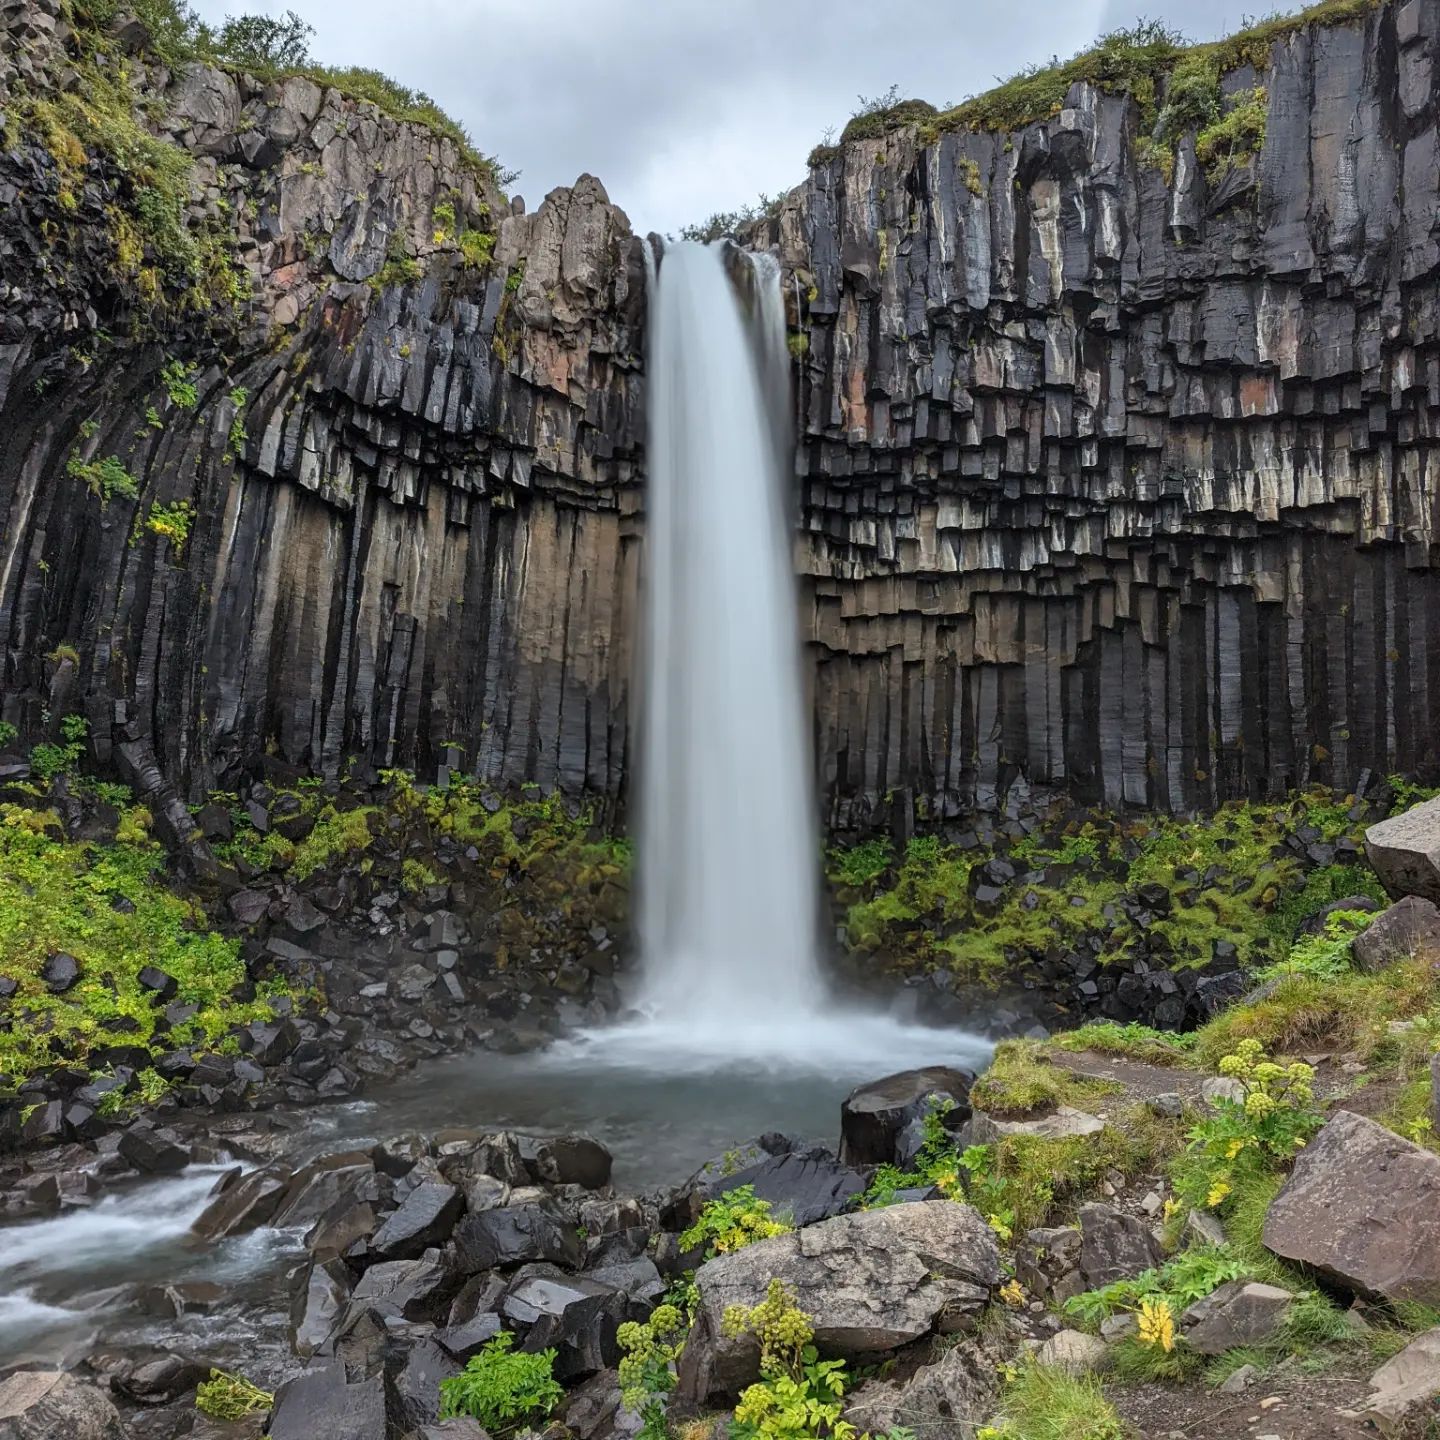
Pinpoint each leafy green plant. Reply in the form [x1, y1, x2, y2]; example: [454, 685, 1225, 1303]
[1065, 1245, 1248, 1325]
[195, 1368, 272, 1420]
[226, 387, 249, 459]
[0, 722, 16, 748]
[438, 1332, 563, 1435]
[30, 715, 88, 781]
[1255, 909, 1372, 983]
[724, 1280, 857, 1440]
[617, 1303, 686, 1440]
[211, 9, 313, 69]
[827, 837, 893, 888]
[146, 499, 195, 554]
[1388, 775, 1440, 813]
[67, 454, 139, 504]
[680, 1185, 791, 1258]
[1175, 1040, 1322, 1215]
[160, 359, 199, 410]
[459, 230, 496, 268]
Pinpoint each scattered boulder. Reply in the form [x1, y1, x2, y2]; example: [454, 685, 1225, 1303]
[1014, 1226, 1085, 1306]
[1263, 1110, 1440, 1303]
[1353, 896, 1440, 971]
[678, 1200, 999, 1404]
[290, 1258, 352, 1359]
[522, 1133, 613, 1190]
[191, 1167, 290, 1239]
[844, 1340, 998, 1436]
[1363, 1327, 1440, 1435]
[118, 1123, 190, 1174]
[501, 1264, 627, 1380]
[1366, 797, 1440, 904]
[136, 966, 178, 1000]
[110, 1351, 208, 1404]
[41, 952, 81, 994]
[702, 1145, 867, 1228]
[839, 1068, 974, 1166]
[1180, 1281, 1293, 1355]
[268, 1362, 387, 1440]
[1037, 1329, 1111, 1373]
[391, 1335, 462, 1432]
[0, 1371, 128, 1440]
[453, 1200, 583, 1273]
[1078, 1203, 1162, 1288]
[369, 1180, 464, 1261]
[271, 1153, 379, 1228]
[350, 1253, 457, 1321]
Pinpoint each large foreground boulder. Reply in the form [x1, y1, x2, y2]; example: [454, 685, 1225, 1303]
[1352, 896, 1440, 971]
[677, 1200, 999, 1404]
[1366, 798, 1440, 904]
[0, 1372, 128, 1440]
[1263, 1109, 1440, 1303]
[839, 1068, 975, 1167]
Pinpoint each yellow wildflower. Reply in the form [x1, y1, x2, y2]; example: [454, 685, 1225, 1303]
[999, 1278, 1025, 1307]
[1137, 1296, 1176, 1352]
[1206, 1178, 1232, 1208]
[1224, 1138, 1246, 1159]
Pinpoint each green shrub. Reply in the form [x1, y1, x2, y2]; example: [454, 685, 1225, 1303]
[723, 1280, 857, 1440]
[67, 454, 139, 504]
[211, 10, 313, 69]
[1065, 1245, 1249, 1325]
[195, 1369, 272, 1420]
[145, 499, 195, 553]
[617, 1303, 686, 1440]
[1254, 908, 1372, 983]
[827, 837, 893, 888]
[0, 722, 16, 747]
[1174, 1040, 1322, 1216]
[679, 1184, 791, 1257]
[160, 359, 198, 409]
[438, 1333, 563, 1435]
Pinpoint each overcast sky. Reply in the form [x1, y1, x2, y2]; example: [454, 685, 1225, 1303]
[191, 0, 1264, 235]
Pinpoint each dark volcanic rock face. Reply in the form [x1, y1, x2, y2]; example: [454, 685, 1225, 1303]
[2, 0, 1439, 826]
[760, 1, 1440, 823]
[0, 0, 644, 807]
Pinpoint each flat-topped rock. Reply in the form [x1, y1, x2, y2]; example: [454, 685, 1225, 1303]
[1264, 1109, 1440, 1303]
[1366, 798, 1440, 904]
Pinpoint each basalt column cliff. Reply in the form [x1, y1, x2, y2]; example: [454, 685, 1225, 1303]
[2, 0, 1439, 828]
[773, 0, 1440, 826]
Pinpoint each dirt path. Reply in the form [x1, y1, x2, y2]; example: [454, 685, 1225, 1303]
[1111, 1360, 1374, 1439]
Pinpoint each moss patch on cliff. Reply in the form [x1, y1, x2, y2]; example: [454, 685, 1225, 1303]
[0, 805, 289, 1089]
[831, 790, 1375, 985]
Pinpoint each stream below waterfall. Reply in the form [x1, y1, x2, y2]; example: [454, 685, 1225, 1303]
[0, 1017, 992, 1375]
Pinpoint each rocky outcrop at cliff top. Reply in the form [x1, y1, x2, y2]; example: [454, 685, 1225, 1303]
[3, 0, 1440, 824]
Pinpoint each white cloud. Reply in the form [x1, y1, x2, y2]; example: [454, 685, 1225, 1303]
[191, 0, 1264, 234]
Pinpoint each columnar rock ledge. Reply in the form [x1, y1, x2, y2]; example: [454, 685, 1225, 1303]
[3, 0, 1440, 827]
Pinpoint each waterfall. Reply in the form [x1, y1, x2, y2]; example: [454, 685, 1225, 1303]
[637, 240, 823, 1030]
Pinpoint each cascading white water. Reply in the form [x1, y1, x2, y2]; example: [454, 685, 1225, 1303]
[638, 241, 823, 1028]
[554, 236, 989, 1072]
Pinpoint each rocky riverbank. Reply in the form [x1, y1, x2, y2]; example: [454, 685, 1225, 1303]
[6, 793, 1440, 1438]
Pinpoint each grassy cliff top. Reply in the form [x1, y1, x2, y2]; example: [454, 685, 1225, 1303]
[813, 0, 1385, 166]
